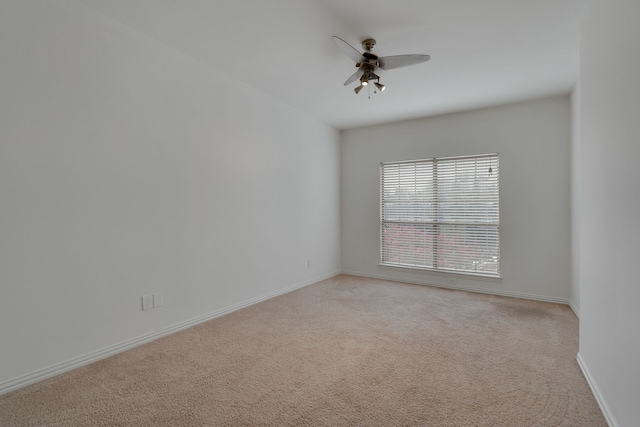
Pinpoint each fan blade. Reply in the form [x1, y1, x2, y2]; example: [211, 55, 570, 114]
[344, 68, 364, 86]
[378, 54, 431, 70]
[332, 36, 364, 63]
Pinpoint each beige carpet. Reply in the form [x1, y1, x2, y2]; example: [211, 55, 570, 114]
[0, 275, 606, 426]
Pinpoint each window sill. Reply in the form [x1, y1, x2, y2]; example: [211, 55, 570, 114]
[378, 262, 502, 280]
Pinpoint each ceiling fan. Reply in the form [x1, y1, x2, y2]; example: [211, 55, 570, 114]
[332, 36, 431, 96]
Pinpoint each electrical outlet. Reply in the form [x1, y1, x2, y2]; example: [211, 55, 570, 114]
[153, 292, 163, 308]
[445, 277, 457, 285]
[142, 295, 153, 311]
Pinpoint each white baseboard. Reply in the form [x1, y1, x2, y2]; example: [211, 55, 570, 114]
[0, 271, 341, 396]
[568, 301, 580, 319]
[576, 352, 617, 427]
[341, 269, 570, 305]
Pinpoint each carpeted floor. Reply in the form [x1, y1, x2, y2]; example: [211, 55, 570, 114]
[0, 275, 606, 426]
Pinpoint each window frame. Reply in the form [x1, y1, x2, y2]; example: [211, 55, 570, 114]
[380, 153, 500, 278]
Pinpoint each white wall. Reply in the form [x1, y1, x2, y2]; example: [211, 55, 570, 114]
[570, 83, 581, 317]
[577, 0, 640, 425]
[0, 0, 341, 391]
[342, 96, 571, 302]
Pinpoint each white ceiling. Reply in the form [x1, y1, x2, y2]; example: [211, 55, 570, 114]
[75, 0, 585, 130]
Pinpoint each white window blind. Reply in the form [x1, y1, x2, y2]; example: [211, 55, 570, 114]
[380, 153, 500, 277]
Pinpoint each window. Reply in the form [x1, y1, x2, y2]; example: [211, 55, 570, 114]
[380, 153, 499, 277]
